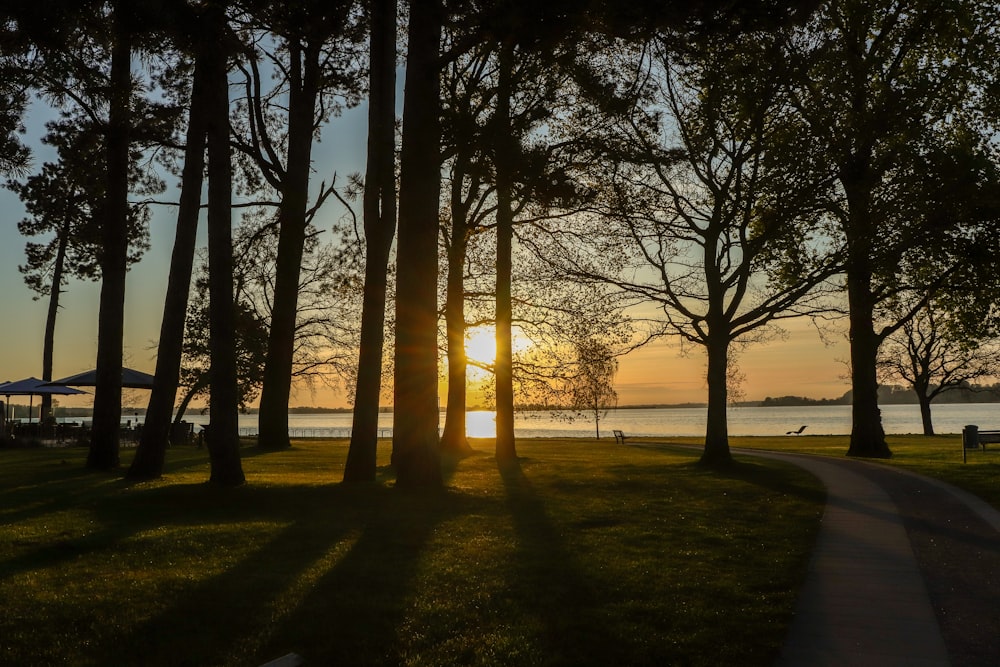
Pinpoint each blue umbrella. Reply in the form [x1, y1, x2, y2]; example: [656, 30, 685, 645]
[48, 367, 156, 390]
[0, 377, 86, 425]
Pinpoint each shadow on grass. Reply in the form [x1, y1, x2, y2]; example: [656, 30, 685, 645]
[498, 458, 618, 666]
[0, 445, 272, 583]
[253, 485, 470, 665]
[68, 481, 471, 666]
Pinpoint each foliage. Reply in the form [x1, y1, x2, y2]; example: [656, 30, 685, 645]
[178, 219, 362, 416]
[233, 214, 364, 396]
[229, 0, 367, 200]
[8, 116, 153, 297]
[566, 339, 619, 437]
[178, 261, 270, 416]
[782, 0, 1000, 456]
[543, 26, 841, 463]
[878, 298, 1000, 434]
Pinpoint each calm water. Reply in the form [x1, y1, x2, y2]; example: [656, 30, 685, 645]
[164, 403, 1000, 439]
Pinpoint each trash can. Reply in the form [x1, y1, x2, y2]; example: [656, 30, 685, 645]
[963, 425, 979, 449]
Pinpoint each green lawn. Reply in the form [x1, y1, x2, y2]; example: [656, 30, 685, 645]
[0, 438, 823, 666]
[727, 434, 1000, 509]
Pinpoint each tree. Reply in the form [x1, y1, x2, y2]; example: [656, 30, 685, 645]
[0, 53, 31, 176]
[204, 0, 244, 485]
[437, 39, 495, 457]
[129, 8, 210, 479]
[87, 0, 136, 469]
[548, 30, 840, 466]
[344, 0, 398, 482]
[233, 0, 366, 451]
[492, 38, 518, 464]
[8, 118, 150, 423]
[568, 338, 618, 439]
[174, 263, 270, 424]
[392, 0, 444, 488]
[4, 0, 182, 470]
[784, 0, 1000, 458]
[879, 299, 1000, 436]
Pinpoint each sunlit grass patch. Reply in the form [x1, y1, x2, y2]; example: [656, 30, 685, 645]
[0, 438, 822, 666]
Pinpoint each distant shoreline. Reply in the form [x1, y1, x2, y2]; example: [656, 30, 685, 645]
[9, 384, 1000, 419]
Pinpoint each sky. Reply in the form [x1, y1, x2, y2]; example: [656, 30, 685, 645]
[0, 83, 854, 411]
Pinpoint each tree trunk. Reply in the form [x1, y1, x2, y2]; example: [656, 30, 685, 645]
[344, 0, 397, 482]
[440, 176, 472, 455]
[257, 41, 321, 451]
[392, 0, 443, 489]
[172, 374, 209, 429]
[843, 179, 891, 458]
[917, 391, 935, 436]
[40, 224, 69, 422]
[128, 47, 208, 480]
[700, 334, 732, 467]
[88, 4, 130, 470]
[494, 40, 517, 464]
[204, 3, 244, 485]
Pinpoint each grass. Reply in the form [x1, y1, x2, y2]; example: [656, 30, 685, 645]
[724, 433, 1000, 509]
[0, 438, 824, 666]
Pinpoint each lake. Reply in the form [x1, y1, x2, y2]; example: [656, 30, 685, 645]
[165, 403, 1000, 439]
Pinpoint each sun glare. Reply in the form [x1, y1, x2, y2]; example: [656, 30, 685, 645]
[465, 326, 497, 365]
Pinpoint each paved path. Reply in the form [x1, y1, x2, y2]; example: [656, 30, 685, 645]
[735, 450, 1000, 667]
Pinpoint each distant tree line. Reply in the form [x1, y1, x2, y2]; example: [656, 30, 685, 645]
[760, 385, 1000, 409]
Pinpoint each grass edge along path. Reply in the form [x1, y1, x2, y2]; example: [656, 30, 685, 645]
[723, 433, 1000, 510]
[0, 438, 822, 666]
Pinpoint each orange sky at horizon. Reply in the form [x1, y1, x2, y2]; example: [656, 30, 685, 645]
[0, 271, 853, 410]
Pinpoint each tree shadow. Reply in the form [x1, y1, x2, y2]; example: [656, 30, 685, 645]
[61, 481, 469, 666]
[498, 458, 619, 665]
[251, 485, 469, 665]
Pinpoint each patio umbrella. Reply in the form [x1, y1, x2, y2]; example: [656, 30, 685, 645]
[0, 377, 87, 425]
[48, 367, 156, 389]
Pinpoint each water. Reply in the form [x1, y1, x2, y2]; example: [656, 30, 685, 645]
[126, 403, 1000, 438]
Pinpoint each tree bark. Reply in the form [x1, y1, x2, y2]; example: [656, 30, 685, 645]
[918, 394, 934, 436]
[843, 177, 891, 458]
[344, 0, 397, 482]
[88, 3, 130, 470]
[392, 0, 443, 488]
[700, 332, 733, 467]
[440, 168, 472, 455]
[494, 40, 517, 464]
[128, 46, 208, 480]
[204, 2, 244, 485]
[257, 40, 322, 451]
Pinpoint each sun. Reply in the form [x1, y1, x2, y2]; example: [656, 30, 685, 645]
[465, 326, 497, 366]
[464, 325, 534, 368]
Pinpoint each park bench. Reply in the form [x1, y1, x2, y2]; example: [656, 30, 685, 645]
[613, 429, 628, 445]
[961, 425, 1000, 462]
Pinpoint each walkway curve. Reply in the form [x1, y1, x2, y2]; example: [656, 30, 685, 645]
[733, 449, 1000, 667]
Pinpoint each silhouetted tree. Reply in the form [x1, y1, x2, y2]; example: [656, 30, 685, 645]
[344, 0, 398, 482]
[784, 0, 1000, 458]
[879, 299, 1000, 436]
[393, 0, 444, 488]
[10, 119, 151, 423]
[129, 10, 209, 479]
[204, 0, 244, 485]
[569, 338, 618, 439]
[234, 0, 366, 451]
